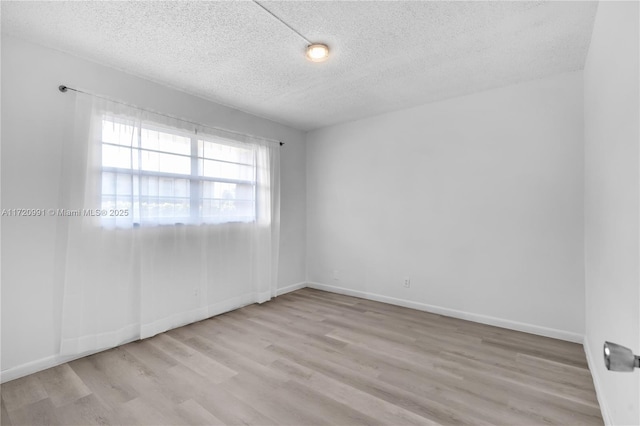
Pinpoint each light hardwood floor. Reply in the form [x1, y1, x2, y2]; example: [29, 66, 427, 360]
[1, 288, 602, 425]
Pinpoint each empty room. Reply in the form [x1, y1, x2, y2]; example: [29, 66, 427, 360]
[1, 1, 639, 425]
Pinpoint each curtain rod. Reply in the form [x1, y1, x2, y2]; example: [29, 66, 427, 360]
[58, 85, 284, 146]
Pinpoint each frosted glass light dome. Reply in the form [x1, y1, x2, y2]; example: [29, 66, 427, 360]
[306, 44, 329, 62]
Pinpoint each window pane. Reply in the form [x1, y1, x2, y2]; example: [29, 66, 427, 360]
[140, 150, 190, 175]
[200, 199, 255, 222]
[159, 178, 188, 198]
[139, 176, 189, 198]
[102, 145, 132, 169]
[200, 181, 254, 201]
[201, 160, 254, 181]
[116, 174, 133, 196]
[101, 196, 133, 212]
[140, 175, 158, 196]
[102, 172, 115, 195]
[201, 181, 235, 199]
[102, 120, 135, 146]
[231, 200, 255, 220]
[140, 197, 190, 222]
[141, 128, 191, 155]
[102, 195, 117, 211]
[199, 140, 254, 165]
[102, 172, 133, 196]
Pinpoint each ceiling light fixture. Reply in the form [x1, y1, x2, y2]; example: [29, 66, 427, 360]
[306, 44, 330, 62]
[252, 1, 330, 63]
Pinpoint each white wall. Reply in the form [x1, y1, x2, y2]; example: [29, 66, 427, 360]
[0, 36, 306, 378]
[306, 71, 585, 340]
[584, 2, 640, 425]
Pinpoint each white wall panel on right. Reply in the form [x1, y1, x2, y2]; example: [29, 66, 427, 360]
[307, 70, 585, 340]
[584, 2, 640, 425]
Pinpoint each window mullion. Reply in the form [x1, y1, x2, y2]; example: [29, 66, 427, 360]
[190, 136, 199, 222]
[135, 123, 142, 223]
[254, 149, 258, 222]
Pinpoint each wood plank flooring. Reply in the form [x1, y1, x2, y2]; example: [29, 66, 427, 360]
[1, 288, 603, 425]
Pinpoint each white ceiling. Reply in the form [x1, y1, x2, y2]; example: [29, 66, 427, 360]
[2, 1, 598, 131]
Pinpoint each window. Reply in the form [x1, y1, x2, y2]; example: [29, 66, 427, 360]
[100, 117, 257, 226]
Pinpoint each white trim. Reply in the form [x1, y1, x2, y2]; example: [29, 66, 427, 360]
[0, 292, 259, 384]
[254, 290, 272, 305]
[141, 306, 210, 340]
[307, 281, 584, 343]
[1, 354, 72, 384]
[142, 292, 258, 339]
[0, 336, 139, 384]
[276, 281, 307, 296]
[1, 282, 586, 383]
[583, 335, 613, 425]
[61, 323, 140, 356]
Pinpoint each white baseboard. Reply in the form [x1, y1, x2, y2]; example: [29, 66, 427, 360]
[276, 281, 307, 296]
[0, 337, 139, 384]
[1, 290, 269, 384]
[307, 281, 584, 343]
[1, 281, 585, 383]
[142, 292, 258, 340]
[583, 336, 612, 425]
[1, 354, 67, 384]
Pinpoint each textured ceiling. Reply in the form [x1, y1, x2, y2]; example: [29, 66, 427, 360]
[1, 1, 598, 131]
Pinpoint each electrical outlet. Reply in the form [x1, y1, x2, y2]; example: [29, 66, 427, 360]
[332, 270, 340, 281]
[403, 277, 411, 288]
[194, 288, 200, 297]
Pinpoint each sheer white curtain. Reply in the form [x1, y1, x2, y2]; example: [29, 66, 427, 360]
[59, 93, 280, 355]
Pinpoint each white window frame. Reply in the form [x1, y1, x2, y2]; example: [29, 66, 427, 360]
[100, 117, 258, 226]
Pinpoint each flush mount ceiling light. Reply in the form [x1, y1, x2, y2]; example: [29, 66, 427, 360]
[306, 44, 330, 62]
[253, 1, 330, 63]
